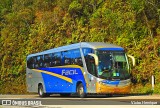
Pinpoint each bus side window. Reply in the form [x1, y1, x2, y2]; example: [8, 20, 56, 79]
[44, 54, 52, 67]
[77, 58, 83, 67]
[38, 55, 44, 68]
[37, 55, 44, 68]
[27, 57, 34, 69]
[63, 51, 72, 65]
[33, 57, 38, 69]
[53, 52, 61, 66]
[72, 49, 83, 67]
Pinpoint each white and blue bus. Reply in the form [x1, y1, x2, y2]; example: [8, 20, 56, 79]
[26, 42, 135, 98]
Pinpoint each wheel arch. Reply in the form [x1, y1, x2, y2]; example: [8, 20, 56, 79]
[38, 82, 46, 93]
[76, 81, 87, 93]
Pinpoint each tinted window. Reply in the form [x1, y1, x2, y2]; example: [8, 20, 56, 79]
[53, 52, 61, 66]
[27, 49, 84, 68]
[35, 55, 43, 68]
[32, 57, 37, 68]
[62, 49, 83, 67]
[27, 57, 34, 69]
[63, 51, 72, 65]
[44, 53, 53, 67]
[72, 49, 83, 67]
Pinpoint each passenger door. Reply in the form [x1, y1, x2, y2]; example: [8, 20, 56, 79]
[85, 55, 97, 93]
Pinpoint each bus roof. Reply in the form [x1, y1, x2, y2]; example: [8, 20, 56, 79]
[27, 42, 123, 58]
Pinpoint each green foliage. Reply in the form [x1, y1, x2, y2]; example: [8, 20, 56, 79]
[0, 0, 160, 94]
[68, 0, 82, 18]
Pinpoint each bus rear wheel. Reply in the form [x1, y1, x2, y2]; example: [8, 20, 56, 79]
[38, 85, 50, 97]
[77, 83, 86, 98]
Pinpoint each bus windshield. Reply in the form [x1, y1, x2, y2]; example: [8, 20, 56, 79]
[97, 50, 130, 80]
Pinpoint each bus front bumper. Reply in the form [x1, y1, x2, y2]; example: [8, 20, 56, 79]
[96, 82, 131, 94]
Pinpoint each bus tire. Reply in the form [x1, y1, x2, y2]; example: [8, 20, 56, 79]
[38, 85, 49, 97]
[77, 83, 86, 98]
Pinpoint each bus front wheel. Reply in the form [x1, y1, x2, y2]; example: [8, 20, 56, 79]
[38, 85, 50, 97]
[77, 83, 86, 98]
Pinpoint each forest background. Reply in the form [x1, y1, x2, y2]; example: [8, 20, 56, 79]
[0, 0, 160, 94]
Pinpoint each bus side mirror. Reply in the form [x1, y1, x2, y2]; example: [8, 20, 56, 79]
[88, 53, 99, 66]
[127, 55, 135, 66]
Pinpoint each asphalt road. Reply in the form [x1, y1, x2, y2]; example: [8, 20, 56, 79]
[0, 94, 160, 108]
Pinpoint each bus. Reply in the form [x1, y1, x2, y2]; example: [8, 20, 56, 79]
[26, 42, 135, 98]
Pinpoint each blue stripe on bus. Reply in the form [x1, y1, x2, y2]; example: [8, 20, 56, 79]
[41, 73, 76, 93]
[39, 67, 87, 93]
[98, 48, 124, 51]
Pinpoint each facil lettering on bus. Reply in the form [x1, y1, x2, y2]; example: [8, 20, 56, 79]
[62, 69, 78, 75]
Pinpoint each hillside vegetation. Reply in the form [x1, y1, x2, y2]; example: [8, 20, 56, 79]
[0, 0, 160, 94]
